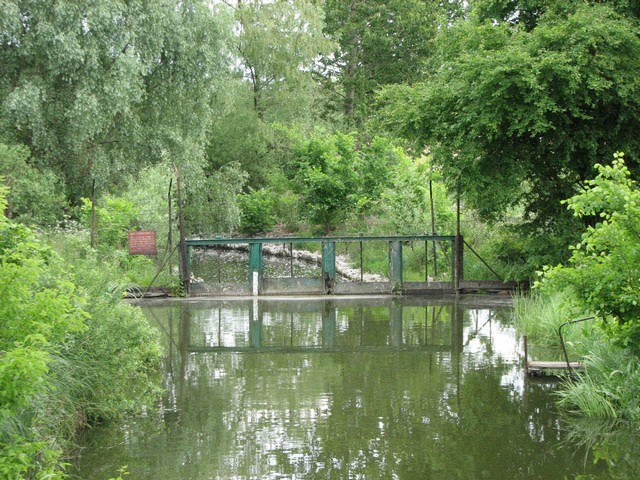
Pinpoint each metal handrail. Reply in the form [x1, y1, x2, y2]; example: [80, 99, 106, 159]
[558, 316, 594, 374]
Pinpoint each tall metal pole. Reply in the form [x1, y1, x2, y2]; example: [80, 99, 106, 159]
[429, 179, 438, 276]
[167, 178, 173, 276]
[455, 183, 463, 292]
[90, 179, 96, 248]
[174, 164, 189, 294]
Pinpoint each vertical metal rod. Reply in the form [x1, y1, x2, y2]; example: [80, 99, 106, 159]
[524, 335, 529, 377]
[429, 180, 438, 276]
[290, 242, 293, 277]
[174, 163, 189, 294]
[167, 178, 173, 275]
[360, 240, 364, 282]
[90, 179, 96, 248]
[455, 184, 462, 290]
[425, 240, 429, 281]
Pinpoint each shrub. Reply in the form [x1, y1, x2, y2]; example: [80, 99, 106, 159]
[0, 186, 161, 478]
[239, 188, 276, 235]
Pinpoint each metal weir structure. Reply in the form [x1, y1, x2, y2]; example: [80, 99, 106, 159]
[182, 234, 516, 297]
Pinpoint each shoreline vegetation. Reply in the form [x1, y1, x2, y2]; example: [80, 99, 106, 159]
[514, 155, 640, 424]
[0, 188, 162, 479]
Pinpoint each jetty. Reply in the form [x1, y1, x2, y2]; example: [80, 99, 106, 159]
[523, 316, 593, 376]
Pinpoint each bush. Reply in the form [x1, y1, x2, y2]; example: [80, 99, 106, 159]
[0, 143, 66, 227]
[558, 340, 640, 421]
[239, 188, 276, 235]
[538, 153, 640, 354]
[81, 195, 138, 249]
[0, 187, 161, 478]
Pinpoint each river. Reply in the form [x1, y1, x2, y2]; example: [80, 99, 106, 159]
[72, 295, 612, 479]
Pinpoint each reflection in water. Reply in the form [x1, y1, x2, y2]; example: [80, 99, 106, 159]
[73, 297, 608, 480]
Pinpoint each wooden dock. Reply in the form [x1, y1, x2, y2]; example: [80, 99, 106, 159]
[526, 360, 583, 376]
[523, 335, 583, 376]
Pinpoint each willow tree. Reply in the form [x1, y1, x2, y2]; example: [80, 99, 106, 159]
[0, 0, 231, 203]
[207, 0, 335, 188]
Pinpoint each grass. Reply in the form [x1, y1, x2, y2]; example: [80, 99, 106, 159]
[515, 289, 640, 421]
[557, 340, 640, 421]
[513, 289, 590, 348]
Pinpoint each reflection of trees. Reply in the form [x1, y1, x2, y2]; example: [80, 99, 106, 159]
[561, 417, 638, 480]
[312, 356, 599, 479]
[76, 300, 604, 479]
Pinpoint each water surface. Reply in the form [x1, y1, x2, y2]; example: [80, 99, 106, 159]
[73, 296, 608, 479]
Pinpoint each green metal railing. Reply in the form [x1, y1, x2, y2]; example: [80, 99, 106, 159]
[184, 235, 458, 296]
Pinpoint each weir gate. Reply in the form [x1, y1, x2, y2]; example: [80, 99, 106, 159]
[183, 235, 516, 297]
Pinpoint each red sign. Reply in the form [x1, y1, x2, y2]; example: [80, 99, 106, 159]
[128, 230, 157, 256]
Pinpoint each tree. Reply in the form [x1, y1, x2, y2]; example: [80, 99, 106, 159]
[0, 142, 64, 226]
[231, 0, 334, 120]
[321, 0, 461, 126]
[0, 0, 230, 204]
[206, 1, 334, 190]
[539, 153, 640, 352]
[471, 0, 640, 27]
[290, 132, 399, 234]
[376, 2, 640, 262]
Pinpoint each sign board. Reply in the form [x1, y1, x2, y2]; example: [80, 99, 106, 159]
[128, 230, 157, 256]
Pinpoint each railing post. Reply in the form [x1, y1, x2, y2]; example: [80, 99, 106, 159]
[389, 240, 403, 294]
[248, 242, 263, 295]
[454, 234, 463, 292]
[322, 241, 336, 293]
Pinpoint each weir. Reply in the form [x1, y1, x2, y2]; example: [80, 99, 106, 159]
[182, 235, 518, 297]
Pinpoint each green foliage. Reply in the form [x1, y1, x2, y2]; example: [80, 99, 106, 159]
[292, 132, 360, 233]
[186, 161, 248, 236]
[376, 2, 640, 257]
[0, 187, 161, 478]
[233, 0, 334, 120]
[291, 132, 402, 234]
[538, 153, 640, 352]
[321, 0, 457, 126]
[0, 0, 231, 202]
[0, 143, 65, 227]
[239, 188, 276, 236]
[81, 195, 138, 249]
[513, 290, 587, 348]
[558, 341, 640, 420]
[122, 162, 174, 248]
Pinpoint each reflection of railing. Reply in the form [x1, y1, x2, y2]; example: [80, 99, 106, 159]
[182, 299, 463, 354]
[188, 345, 454, 354]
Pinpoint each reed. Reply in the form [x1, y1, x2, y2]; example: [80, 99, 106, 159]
[513, 289, 589, 349]
[557, 340, 640, 421]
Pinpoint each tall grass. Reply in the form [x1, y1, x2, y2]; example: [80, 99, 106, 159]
[1, 223, 162, 478]
[513, 289, 590, 349]
[557, 340, 640, 421]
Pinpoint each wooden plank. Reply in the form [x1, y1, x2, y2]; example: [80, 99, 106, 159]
[527, 360, 583, 371]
